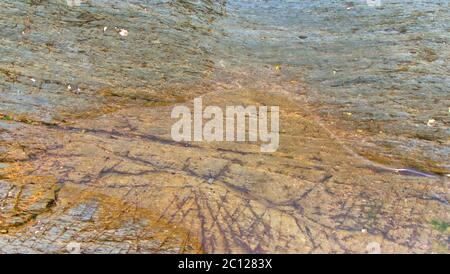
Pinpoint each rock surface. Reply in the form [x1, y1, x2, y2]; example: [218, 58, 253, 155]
[0, 0, 448, 253]
[1, 76, 448, 253]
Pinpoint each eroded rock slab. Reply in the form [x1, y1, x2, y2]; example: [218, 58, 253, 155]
[0, 174, 58, 232]
[0, 79, 448, 253]
[0, 0, 448, 254]
[0, 182, 201, 254]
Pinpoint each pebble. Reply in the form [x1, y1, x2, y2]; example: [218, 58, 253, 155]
[119, 29, 129, 37]
[366, 242, 381, 254]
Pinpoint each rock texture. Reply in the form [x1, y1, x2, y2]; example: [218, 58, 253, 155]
[0, 0, 448, 253]
[0, 75, 448, 253]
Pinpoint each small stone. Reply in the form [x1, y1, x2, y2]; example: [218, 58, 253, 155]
[66, 242, 81, 254]
[119, 29, 128, 37]
[366, 242, 381, 254]
[427, 119, 435, 127]
[0, 229, 8, 234]
[66, 0, 81, 7]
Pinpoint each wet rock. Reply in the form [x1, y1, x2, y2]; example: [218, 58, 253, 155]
[0, 0, 448, 254]
[0, 185, 201, 253]
[0, 85, 447, 253]
[0, 178, 58, 230]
